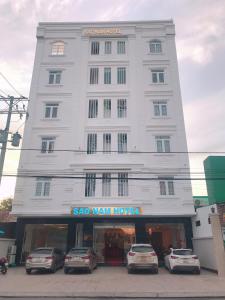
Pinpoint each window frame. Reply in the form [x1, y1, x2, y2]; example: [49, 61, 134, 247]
[35, 177, 51, 197]
[87, 133, 97, 154]
[117, 67, 126, 84]
[159, 177, 175, 196]
[103, 99, 111, 118]
[155, 136, 171, 153]
[45, 103, 59, 119]
[91, 41, 100, 55]
[103, 133, 111, 154]
[117, 41, 126, 54]
[151, 69, 165, 84]
[48, 71, 62, 85]
[153, 101, 168, 117]
[118, 133, 127, 153]
[104, 67, 111, 84]
[89, 68, 99, 85]
[41, 137, 56, 154]
[118, 173, 128, 196]
[102, 173, 111, 197]
[105, 41, 112, 54]
[117, 99, 127, 118]
[88, 99, 98, 118]
[85, 173, 96, 197]
[149, 40, 162, 53]
[51, 41, 65, 56]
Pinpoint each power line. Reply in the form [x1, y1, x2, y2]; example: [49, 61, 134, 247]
[1, 147, 225, 154]
[0, 72, 23, 97]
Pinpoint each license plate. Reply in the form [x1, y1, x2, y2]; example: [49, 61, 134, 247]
[182, 259, 190, 263]
[32, 258, 43, 263]
[72, 257, 82, 261]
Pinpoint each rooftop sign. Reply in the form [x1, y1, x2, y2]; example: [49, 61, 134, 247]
[72, 207, 142, 216]
[83, 28, 121, 36]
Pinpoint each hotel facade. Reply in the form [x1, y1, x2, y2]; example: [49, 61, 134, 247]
[13, 20, 195, 265]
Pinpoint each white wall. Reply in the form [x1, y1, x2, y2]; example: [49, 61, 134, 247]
[12, 21, 194, 217]
[0, 239, 15, 257]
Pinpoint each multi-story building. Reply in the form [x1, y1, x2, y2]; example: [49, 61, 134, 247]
[12, 21, 195, 265]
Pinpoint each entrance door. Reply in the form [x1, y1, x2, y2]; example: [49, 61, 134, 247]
[93, 223, 135, 265]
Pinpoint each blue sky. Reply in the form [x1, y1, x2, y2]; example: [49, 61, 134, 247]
[0, 0, 225, 199]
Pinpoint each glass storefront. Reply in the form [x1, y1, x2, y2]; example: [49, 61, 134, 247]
[145, 223, 186, 261]
[21, 224, 68, 263]
[93, 223, 135, 265]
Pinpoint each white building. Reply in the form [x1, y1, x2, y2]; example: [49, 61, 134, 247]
[13, 20, 195, 265]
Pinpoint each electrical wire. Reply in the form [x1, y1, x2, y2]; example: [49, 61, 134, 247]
[0, 72, 23, 97]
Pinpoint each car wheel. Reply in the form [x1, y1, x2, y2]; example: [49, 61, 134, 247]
[26, 269, 32, 275]
[169, 267, 174, 274]
[64, 267, 69, 274]
[1, 266, 7, 274]
[128, 268, 133, 274]
[153, 268, 159, 274]
[51, 264, 57, 273]
[195, 269, 201, 275]
[88, 267, 93, 274]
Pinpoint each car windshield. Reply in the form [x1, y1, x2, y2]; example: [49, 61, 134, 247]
[70, 248, 88, 254]
[131, 245, 153, 253]
[32, 248, 52, 255]
[173, 249, 193, 256]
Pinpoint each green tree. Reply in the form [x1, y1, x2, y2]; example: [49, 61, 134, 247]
[0, 197, 12, 211]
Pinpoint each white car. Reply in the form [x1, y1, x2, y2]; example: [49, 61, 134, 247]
[164, 248, 200, 274]
[127, 244, 158, 274]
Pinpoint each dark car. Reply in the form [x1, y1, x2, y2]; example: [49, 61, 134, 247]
[64, 247, 97, 274]
[25, 247, 65, 274]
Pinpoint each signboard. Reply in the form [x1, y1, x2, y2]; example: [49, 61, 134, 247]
[72, 207, 142, 216]
[83, 28, 121, 36]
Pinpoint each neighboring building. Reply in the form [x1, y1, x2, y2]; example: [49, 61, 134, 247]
[204, 156, 225, 205]
[193, 196, 209, 208]
[12, 20, 195, 265]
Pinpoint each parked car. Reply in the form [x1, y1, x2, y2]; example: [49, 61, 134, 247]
[127, 244, 158, 274]
[25, 247, 65, 274]
[64, 247, 97, 274]
[164, 248, 200, 274]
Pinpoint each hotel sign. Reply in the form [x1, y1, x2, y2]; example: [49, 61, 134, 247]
[72, 207, 142, 216]
[83, 28, 121, 36]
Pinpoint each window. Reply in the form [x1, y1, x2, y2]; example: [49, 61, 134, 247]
[155, 136, 171, 153]
[88, 99, 98, 118]
[35, 177, 51, 197]
[85, 173, 96, 197]
[90, 68, 99, 84]
[45, 103, 59, 119]
[153, 101, 167, 117]
[104, 99, 111, 118]
[196, 220, 201, 227]
[87, 133, 97, 154]
[105, 41, 111, 54]
[102, 173, 111, 197]
[117, 67, 126, 84]
[51, 42, 64, 56]
[118, 133, 127, 153]
[159, 178, 174, 195]
[118, 173, 128, 196]
[103, 133, 111, 154]
[91, 41, 99, 55]
[117, 99, 127, 118]
[117, 41, 125, 54]
[151, 70, 164, 83]
[41, 137, 55, 153]
[104, 67, 111, 84]
[149, 40, 162, 53]
[48, 71, 62, 84]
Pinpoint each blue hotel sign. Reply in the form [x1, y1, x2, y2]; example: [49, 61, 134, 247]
[72, 207, 142, 216]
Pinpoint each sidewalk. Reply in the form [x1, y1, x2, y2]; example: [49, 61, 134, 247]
[1, 267, 225, 298]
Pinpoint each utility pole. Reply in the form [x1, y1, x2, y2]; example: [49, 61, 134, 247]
[0, 95, 29, 185]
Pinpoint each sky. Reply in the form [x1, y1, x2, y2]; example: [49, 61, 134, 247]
[0, 0, 225, 200]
